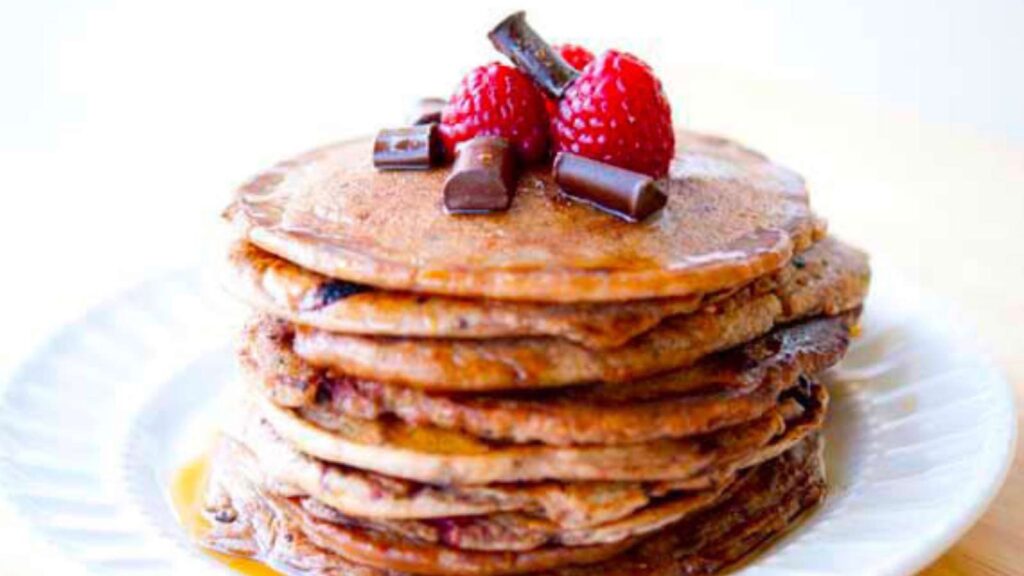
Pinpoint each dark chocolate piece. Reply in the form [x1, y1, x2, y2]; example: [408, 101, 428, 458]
[408, 97, 446, 126]
[301, 279, 371, 311]
[782, 375, 819, 412]
[373, 125, 441, 170]
[488, 11, 579, 99]
[553, 152, 668, 222]
[212, 507, 238, 524]
[443, 136, 518, 214]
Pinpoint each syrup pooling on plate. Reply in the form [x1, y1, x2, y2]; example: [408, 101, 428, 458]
[170, 453, 282, 576]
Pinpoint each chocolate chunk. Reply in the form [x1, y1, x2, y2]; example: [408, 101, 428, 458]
[488, 11, 579, 99]
[212, 507, 238, 524]
[444, 136, 518, 214]
[408, 97, 446, 126]
[553, 152, 668, 222]
[373, 125, 442, 170]
[314, 379, 334, 405]
[783, 375, 818, 411]
[301, 279, 371, 311]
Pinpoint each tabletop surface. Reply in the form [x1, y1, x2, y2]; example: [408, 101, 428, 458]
[0, 65, 1021, 575]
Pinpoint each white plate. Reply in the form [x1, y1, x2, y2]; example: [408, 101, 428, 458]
[0, 265, 1015, 576]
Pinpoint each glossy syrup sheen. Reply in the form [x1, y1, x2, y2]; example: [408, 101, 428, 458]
[227, 131, 825, 302]
[170, 454, 281, 576]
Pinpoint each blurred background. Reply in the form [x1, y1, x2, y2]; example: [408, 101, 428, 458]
[1, 1, 1022, 573]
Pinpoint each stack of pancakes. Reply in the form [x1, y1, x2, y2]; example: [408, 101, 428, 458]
[205, 131, 870, 575]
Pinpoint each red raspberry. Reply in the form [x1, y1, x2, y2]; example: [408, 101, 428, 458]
[556, 43, 596, 71]
[439, 63, 549, 164]
[543, 44, 595, 118]
[552, 50, 675, 178]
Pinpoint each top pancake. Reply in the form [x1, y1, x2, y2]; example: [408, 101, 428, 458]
[226, 131, 825, 302]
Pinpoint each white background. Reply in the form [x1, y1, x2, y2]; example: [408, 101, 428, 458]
[1, 1, 1023, 573]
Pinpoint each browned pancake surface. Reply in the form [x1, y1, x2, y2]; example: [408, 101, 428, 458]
[202, 433, 826, 575]
[227, 240, 716, 349]
[248, 376, 827, 485]
[226, 131, 825, 302]
[226, 237, 864, 350]
[247, 313, 851, 445]
[289, 238, 869, 391]
[295, 480, 728, 552]
[551, 432, 826, 576]
[204, 438, 639, 575]
[227, 383, 821, 528]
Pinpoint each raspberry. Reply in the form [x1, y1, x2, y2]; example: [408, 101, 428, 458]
[439, 63, 549, 164]
[543, 44, 595, 118]
[551, 50, 675, 178]
[556, 43, 595, 71]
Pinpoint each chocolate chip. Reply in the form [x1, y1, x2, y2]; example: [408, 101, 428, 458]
[213, 508, 237, 523]
[314, 378, 334, 405]
[553, 152, 668, 222]
[443, 136, 518, 214]
[301, 280, 371, 311]
[373, 125, 442, 170]
[782, 375, 817, 411]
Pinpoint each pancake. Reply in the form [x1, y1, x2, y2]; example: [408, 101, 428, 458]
[256, 393, 778, 485]
[246, 313, 852, 445]
[250, 376, 826, 485]
[225, 131, 826, 302]
[203, 433, 825, 575]
[231, 413, 657, 526]
[229, 387, 821, 532]
[552, 432, 826, 576]
[227, 237, 861, 350]
[294, 479, 729, 551]
[204, 437, 642, 575]
[228, 239, 727, 349]
[290, 238, 869, 391]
